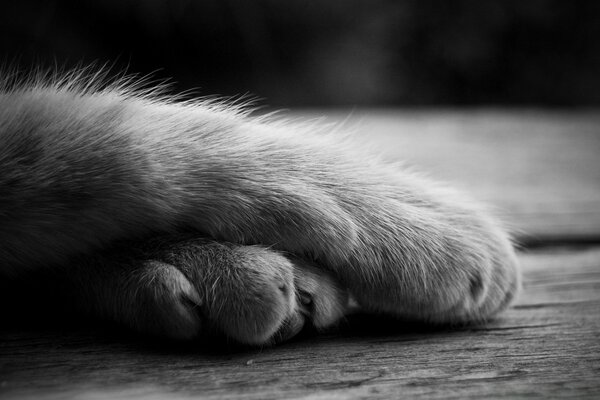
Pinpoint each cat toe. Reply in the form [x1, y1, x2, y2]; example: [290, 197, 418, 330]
[191, 245, 298, 346]
[472, 250, 521, 320]
[268, 262, 351, 344]
[292, 259, 350, 331]
[436, 247, 521, 324]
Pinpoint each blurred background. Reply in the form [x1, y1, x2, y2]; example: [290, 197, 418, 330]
[1, 0, 599, 107]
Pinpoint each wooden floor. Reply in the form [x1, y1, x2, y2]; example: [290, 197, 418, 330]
[1, 110, 600, 399]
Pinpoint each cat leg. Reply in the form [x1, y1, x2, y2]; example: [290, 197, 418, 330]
[0, 85, 518, 328]
[132, 108, 521, 325]
[166, 129, 520, 325]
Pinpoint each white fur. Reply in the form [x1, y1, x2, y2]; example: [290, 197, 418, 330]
[0, 70, 520, 344]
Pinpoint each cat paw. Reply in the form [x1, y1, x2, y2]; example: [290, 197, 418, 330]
[203, 245, 298, 345]
[436, 241, 521, 323]
[292, 259, 350, 330]
[418, 218, 521, 324]
[151, 239, 351, 345]
[194, 248, 352, 345]
[346, 209, 521, 325]
[156, 240, 298, 345]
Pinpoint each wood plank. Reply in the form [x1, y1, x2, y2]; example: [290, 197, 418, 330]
[295, 110, 600, 242]
[2, 247, 599, 399]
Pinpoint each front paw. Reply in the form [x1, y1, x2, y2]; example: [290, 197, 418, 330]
[413, 215, 521, 324]
[193, 244, 298, 345]
[439, 226, 521, 323]
[283, 169, 523, 325]
[144, 239, 352, 345]
[80, 239, 296, 345]
[176, 244, 351, 345]
[345, 201, 521, 324]
[148, 239, 299, 345]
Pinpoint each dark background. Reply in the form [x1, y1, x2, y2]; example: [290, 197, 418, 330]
[1, 0, 599, 107]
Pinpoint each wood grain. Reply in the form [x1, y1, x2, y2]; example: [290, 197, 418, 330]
[1, 246, 599, 399]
